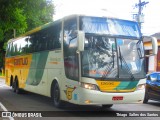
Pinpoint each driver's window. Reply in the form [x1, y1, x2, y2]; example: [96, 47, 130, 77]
[82, 36, 118, 78]
[63, 17, 79, 81]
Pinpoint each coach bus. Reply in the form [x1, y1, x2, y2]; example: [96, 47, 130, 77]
[5, 15, 157, 108]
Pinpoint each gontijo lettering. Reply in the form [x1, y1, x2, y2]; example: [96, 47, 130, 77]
[14, 58, 28, 65]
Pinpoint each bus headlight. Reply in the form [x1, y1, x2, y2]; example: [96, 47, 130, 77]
[136, 84, 146, 90]
[80, 82, 99, 91]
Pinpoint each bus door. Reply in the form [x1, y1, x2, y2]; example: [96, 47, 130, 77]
[63, 17, 80, 102]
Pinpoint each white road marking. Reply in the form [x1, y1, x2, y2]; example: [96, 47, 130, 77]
[0, 100, 14, 120]
[0, 78, 14, 119]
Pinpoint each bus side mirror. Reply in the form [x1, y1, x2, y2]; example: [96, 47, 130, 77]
[151, 37, 158, 55]
[78, 31, 85, 51]
[144, 36, 158, 57]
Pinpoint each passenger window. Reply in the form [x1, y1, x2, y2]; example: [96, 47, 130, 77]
[63, 17, 79, 81]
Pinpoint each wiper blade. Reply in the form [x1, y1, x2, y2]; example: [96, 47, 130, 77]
[118, 47, 135, 80]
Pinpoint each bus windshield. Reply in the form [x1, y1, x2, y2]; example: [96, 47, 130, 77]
[80, 16, 140, 38]
[81, 35, 145, 79]
[80, 16, 145, 79]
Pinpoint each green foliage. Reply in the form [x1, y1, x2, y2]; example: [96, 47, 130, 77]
[20, 0, 54, 31]
[0, 0, 26, 35]
[0, 0, 54, 40]
[0, 0, 54, 67]
[0, 28, 4, 41]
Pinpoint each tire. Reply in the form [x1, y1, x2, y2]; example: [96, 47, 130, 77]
[12, 80, 16, 92]
[143, 91, 149, 104]
[101, 104, 113, 109]
[14, 78, 21, 94]
[51, 82, 64, 108]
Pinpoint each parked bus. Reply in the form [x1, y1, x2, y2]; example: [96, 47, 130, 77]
[5, 15, 157, 108]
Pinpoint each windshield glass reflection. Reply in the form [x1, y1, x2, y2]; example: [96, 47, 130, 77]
[81, 34, 145, 79]
[82, 34, 118, 78]
[117, 39, 145, 78]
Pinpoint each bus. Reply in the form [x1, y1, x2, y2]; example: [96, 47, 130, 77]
[5, 15, 157, 108]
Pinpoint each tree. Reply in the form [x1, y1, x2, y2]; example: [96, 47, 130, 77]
[0, 0, 54, 67]
[20, 0, 54, 31]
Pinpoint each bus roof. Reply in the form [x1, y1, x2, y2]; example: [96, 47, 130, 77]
[7, 19, 62, 43]
[7, 14, 137, 43]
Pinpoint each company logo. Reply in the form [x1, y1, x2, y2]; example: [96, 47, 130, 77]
[2, 112, 11, 117]
[64, 87, 76, 100]
[14, 58, 28, 66]
[2, 112, 42, 118]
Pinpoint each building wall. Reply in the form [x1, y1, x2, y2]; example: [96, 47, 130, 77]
[156, 48, 160, 71]
[144, 39, 160, 73]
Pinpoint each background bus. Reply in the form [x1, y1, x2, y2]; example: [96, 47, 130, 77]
[5, 15, 157, 108]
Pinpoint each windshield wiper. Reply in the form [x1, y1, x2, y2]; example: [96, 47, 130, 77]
[118, 47, 135, 80]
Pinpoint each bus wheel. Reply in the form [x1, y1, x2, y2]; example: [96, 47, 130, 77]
[14, 78, 21, 94]
[51, 82, 64, 108]
[12, 80, 16, 92]
[101, 104, 113, 109]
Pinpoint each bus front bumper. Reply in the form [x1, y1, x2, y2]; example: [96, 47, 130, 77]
[77, 88, 145, 105]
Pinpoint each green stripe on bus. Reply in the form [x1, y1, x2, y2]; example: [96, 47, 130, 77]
[115, 81, 138, 90]
[26, 52, 49, 86]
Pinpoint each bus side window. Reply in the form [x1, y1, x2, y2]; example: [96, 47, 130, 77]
[6, 43, 11, 57]
[28, 34, 36, 53]
[48, 23, 61, 50]
[40, 29, 48, 51]
[48, 36, 53, 50]
[48, 28, 55, 50]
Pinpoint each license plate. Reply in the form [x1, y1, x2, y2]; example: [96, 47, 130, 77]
[112, 96, 123, 101]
